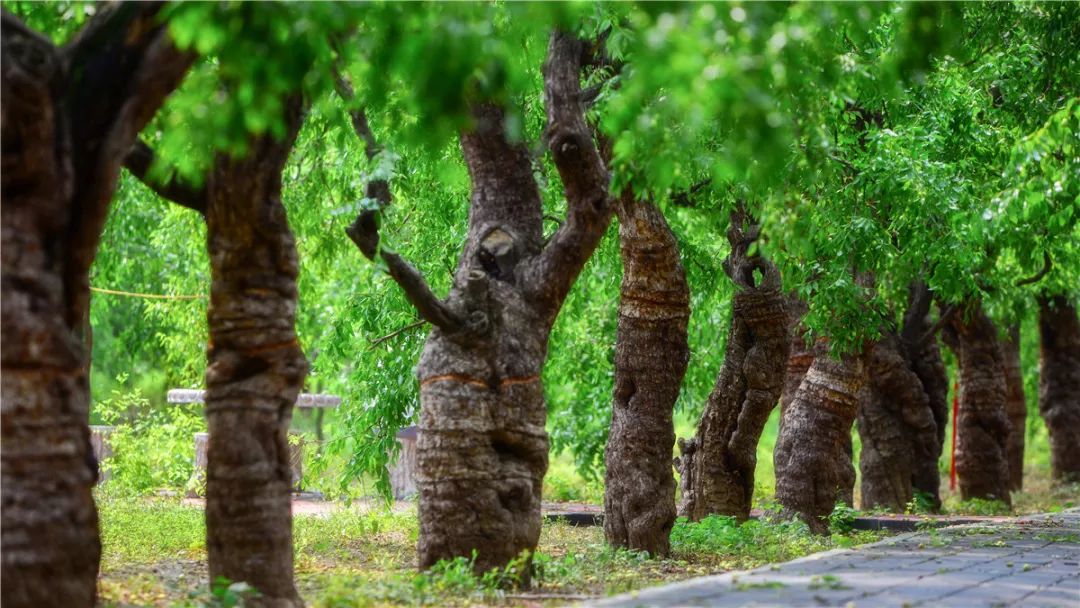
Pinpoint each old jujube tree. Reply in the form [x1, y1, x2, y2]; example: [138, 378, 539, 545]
[604, 191, 689, 556]
[677, 210, 789, 522]
[944, 302, 1012, 505]
[1037, 295, 1080, 482]
[348, 30, 613, 573]
[1, 6, 191, 605]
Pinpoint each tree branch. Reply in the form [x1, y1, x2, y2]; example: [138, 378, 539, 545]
[334, 67, 457, 332]
[900, 281, 933, 355]
[671, 179, 711, 208]
[368, 319, 426, 350]
[57, 2, 195, 330]
[919, 304, 955, 347]
[529, 30, 615, 315]
[346, 211, 463, 332]
[1015, 251, 1052, 287]
[124, 140, 207, 214]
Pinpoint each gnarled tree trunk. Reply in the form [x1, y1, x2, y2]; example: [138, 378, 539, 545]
[1037, 295, 1080, 482]
[348, 32, 613, 575]
[779, 295, 812, 425]
[1002, 326, 1026, 490]
[900, 283, 948, 511]
[774, 341, 865, 533]
[203, 101, 308, 606]
[857, 335, 938, 511]
[604, 192, 689, 556]
[677, 211, 789, 522]
[1, 8, 190, 606]
[946, 302, 1011, 505]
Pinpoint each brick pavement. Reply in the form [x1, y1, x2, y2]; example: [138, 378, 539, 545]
[583, 509, 1080, 607]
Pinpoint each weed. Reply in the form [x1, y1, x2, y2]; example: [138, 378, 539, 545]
[828, 502, 858, 533]
[808, 574, 850, 591]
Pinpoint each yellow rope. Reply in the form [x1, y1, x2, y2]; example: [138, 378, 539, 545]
[90, 286, 205, 300]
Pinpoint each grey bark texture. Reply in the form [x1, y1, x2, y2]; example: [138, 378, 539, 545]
[203, 99, 308, 607]
[677, 211, 789, 522]
[1, 7, 191, 606]
[604, 192, 689, 557]
[774, 341, 866, 533]
[945, 302, 1012, 505]
[348, 31, 613, 576]
[1037, 295, 1080, 482]
[1002, 326, 1027, 491]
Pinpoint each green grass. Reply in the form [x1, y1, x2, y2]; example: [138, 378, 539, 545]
[96, 495, 888, 607]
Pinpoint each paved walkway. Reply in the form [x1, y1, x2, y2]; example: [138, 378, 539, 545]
[585, 509, 1080, 607]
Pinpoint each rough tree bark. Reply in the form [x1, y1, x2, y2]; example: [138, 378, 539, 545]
[774, 341, 866, 533]
[202, 100, 308, 606]
[779, 296, 812, 423]
[1002, 326, 1027, 491]
[676, 211, 789, 522]
[604, 192, 689, 556]
[347, 31, 613, 575]
[774, 298, 857, 510]
[900, 283, 948, 511]
[856, 334, 938, 511]
[1037, 295, 1080, 482]
[125, 97, 308, 607]
[945, 302, 1012, 505]
[1, 7, 191, 606]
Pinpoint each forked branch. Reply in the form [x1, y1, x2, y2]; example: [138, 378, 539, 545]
[124, 141, 207, 214]
[335, 69, 458, 332]
[531, 30, 615, 314]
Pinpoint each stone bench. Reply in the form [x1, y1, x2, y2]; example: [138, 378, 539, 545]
[90, 425, 115, 484]
[390, 426, 418, 500]
[168, 389, 340, 497]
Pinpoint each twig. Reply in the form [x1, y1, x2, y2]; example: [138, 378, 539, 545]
[368, 320, 426, 350]
[1015, 251, 1052, 287]
[90, 286, 204, 300]
[919, 304, 956, 347]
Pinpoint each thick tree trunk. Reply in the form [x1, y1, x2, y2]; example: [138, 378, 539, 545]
[1002, 326, 1026, 490]
[604, 193, 689, 556]
[348, 32, 613, 576]
[901, 284, 948, 511]
[677, 212, 789, 522]
[203, 101, 307, 606]
[1037, 296, 1080, 482]
[774, 341, 865, 533]
[946, 303, 1012, 505]
[774, 295, 818, 498]
[1, 8, 190, 607]
[857, 335, 938, 511]
[779, 296, 812, 423]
